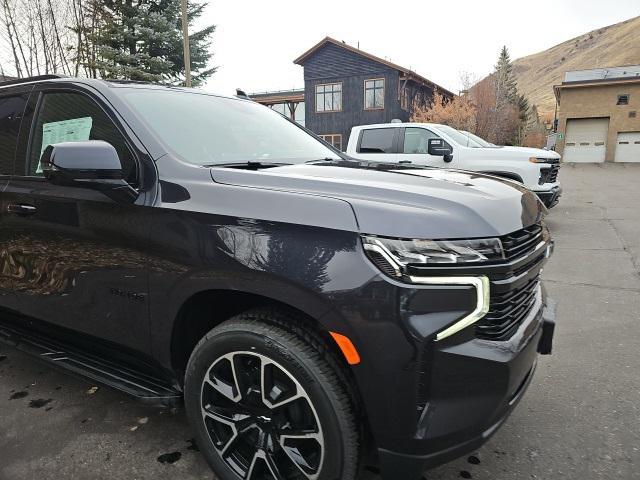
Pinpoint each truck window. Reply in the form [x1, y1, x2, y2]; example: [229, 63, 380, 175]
[402, 127, 438, 154]
[0, 94, 28, 175]
[358, 128, 395, 153]
[25, 92, 137, 183]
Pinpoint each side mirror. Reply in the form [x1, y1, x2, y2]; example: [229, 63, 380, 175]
[427, 138, 453, 162]
[41, 141, 137, 202]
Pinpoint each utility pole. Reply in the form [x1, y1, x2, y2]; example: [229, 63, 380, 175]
[180, 0, 191, 87]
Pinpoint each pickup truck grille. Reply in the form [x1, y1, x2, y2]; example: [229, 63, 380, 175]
[539, 165, 560, 184]
[476, 275, 540, 341]
[500, 223, 544, 261]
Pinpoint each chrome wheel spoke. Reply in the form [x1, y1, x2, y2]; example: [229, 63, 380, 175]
[278, 430, 323, 478]
[264, 450, 286, 480]
[205, 353, 242, 403]
[261, 359, 303, 409]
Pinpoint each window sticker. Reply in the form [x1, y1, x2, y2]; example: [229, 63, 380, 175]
[36, 117, 93, 173]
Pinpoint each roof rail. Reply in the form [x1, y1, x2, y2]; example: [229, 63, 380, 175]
[0, 74, 70, 88]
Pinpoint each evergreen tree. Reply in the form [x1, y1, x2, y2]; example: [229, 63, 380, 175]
[494, 46, 518, 107]
[516, 94, 531, 145]
[90, 0, 215, 85]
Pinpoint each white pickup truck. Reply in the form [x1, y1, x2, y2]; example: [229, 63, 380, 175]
[346, 122, 562, 208]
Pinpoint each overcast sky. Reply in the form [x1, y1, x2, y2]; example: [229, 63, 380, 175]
[199, 0, 639, 96]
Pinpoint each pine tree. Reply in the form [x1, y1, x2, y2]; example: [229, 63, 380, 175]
[494, 46, 518, 107]
[90, 0, 215, 85]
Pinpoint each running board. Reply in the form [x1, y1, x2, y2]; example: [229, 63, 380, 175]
[0, 321, 182, 406]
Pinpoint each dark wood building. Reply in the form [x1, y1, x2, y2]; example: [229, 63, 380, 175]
[252, 37, 454, 150]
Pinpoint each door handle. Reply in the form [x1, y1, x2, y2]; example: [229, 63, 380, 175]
[7, 203, 37, 216]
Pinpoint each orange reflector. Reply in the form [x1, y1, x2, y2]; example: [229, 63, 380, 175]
[329, 331, 361, 365]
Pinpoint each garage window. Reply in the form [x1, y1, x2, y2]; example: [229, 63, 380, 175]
[617, 94, 629, 105]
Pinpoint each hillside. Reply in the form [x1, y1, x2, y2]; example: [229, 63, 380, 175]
[511, 15, 640, 115]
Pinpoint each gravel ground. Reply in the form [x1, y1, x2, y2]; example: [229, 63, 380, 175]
[1, 163, 639, 480]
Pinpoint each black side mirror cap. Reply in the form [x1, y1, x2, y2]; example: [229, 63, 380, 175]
[41, 141, 124, 180]
[427, 138, 453, 159]
[41, 141, 137, 202]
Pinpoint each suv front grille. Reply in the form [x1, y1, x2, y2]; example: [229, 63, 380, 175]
[477, 276, 540, 341]
[500, 224, 544, 261]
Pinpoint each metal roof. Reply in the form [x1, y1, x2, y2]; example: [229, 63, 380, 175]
[564, 65, 640, 83]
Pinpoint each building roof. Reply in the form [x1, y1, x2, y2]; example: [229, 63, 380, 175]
[553, 65, 640, 102]
[250, 88, 305, 104]
[563, 65, 640, 83]
[293, 36, 454, 97]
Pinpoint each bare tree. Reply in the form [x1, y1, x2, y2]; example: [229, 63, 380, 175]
[411, 91, 477, 132]
[0, 0, 74, 78]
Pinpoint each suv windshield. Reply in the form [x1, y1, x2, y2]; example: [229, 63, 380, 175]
[436, 125, 484, 148]
[120, 88, 341, 166]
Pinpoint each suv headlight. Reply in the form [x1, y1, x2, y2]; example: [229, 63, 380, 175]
[362, 235, 504, 276]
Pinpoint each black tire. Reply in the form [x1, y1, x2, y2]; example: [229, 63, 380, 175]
[184, 308, 361, 480]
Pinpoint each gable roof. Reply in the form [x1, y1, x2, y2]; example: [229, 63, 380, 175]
[294, 36, 454, 97]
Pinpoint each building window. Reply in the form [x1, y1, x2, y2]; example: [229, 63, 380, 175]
[617, 94, 629, 105]
[320, 134, 342, 151]
[316, 83, 342, 112]
[364, 78, 385, 110]
[629, 111, 636, 118]
[400, 87, 409, 111]
[269, 101, 305, 126]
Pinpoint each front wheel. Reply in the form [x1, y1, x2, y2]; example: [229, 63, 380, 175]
[184, 309, 360, 480]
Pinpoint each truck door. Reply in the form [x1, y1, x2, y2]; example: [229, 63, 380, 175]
[397, 127, 450, 167]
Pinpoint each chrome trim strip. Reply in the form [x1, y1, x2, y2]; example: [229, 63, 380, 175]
[408, 275, 491, 341]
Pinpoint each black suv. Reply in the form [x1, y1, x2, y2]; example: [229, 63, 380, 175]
[0, 76, 555, 480]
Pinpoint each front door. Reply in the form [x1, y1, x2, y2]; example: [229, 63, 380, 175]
[0, 90, 30, 314]
[397, 127, 448, 167]
[4, 87, 152, 353]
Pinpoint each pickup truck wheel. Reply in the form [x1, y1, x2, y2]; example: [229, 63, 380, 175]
[184, 309, 360, 480]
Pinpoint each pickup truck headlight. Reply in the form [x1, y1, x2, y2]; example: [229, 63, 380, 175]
[362, 235, 504, 276]
[529, 156, 557, 164]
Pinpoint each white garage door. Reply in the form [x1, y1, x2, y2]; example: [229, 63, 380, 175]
[614, 132, 640, 162]
[563, 118, 609, 163]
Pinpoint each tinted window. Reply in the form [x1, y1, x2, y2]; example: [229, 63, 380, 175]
[121, 89, 340, 166]
[358, 128, 395, 153]
[402, 127, 438, 154]
[26, 92, 136, 182]
[0, 94, 27, 175]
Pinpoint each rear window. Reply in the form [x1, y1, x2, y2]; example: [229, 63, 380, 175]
[358, 128, 395, 153]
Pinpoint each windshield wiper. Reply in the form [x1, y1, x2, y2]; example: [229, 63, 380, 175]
[204, 161, 291, 170]
[304, 157, 342, 164]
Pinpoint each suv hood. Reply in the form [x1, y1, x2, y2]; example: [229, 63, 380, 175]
[210, 164, 545, 239]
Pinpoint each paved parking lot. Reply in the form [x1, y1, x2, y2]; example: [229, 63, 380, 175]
[1, 164, 639, 480]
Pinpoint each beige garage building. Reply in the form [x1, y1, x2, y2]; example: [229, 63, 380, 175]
[554, 66, 640, 162]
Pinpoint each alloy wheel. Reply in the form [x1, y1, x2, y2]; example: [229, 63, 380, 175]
[201, 351, 325, 480]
